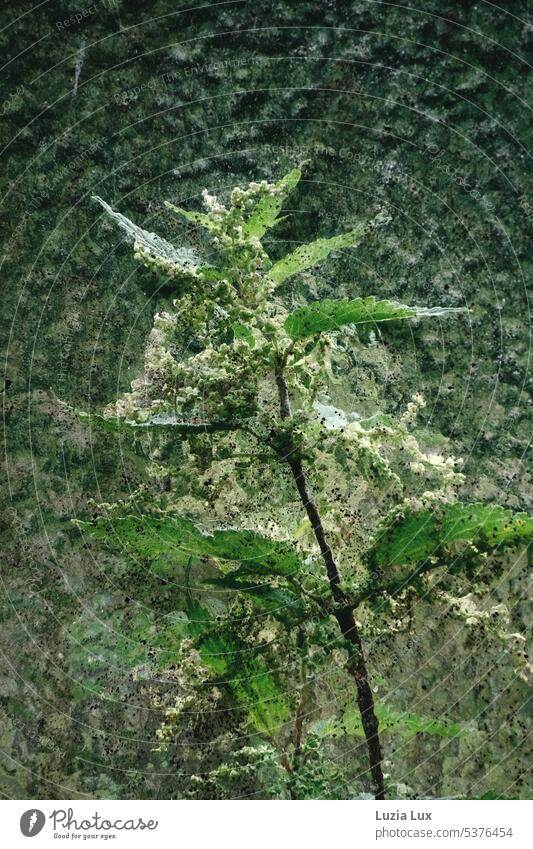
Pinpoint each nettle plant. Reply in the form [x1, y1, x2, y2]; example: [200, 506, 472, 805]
[76, 168, 532, 799]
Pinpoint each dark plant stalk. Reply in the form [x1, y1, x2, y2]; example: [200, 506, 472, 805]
[288, 631, 307, 799]
[293, 629, 307, 771]
[274, 366, 385, 800]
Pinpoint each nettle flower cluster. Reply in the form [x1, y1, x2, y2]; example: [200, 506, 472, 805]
[95, 175, 298, 425]
[93, 171, 462, 509]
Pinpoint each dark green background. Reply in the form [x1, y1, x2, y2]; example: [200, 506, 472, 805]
[1, 0, 531, 798]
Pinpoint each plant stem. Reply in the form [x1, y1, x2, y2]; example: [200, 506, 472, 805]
[293, 629, 307, 770]
[274, 366, 385, 799]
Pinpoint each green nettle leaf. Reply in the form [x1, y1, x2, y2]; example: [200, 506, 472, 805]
[92, 196, 203, 270]
[313, 703, 464, 739]
[205, 574, 305, 620]
[230, 655, 290, 734]
[358, 412, 396, 430]
[232, 323, 256, 348]
[370, 502, 533, 570]
[117, 415, 237, 433]
[267, 223, 366, 285]
[164, 200, 220, 233]
[348, 704, 463, 738]
[372, 705, 464, 738]
[197, 629, 239, 675]
[185, 591, 214, 639]
[69, 406, 124, 434]
[191, 266, 236, 282]
[188, 612, 290, 731]
[183, 594, 290, 732]
[244, 167, 302, 239]
[77, 515, 302, 577]
[65, 404, 238, 434]
[75, 512, 297, 731]
[284, 296, 467, 339]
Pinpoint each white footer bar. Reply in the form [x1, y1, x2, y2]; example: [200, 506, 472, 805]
[2, 799, 531, 848]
